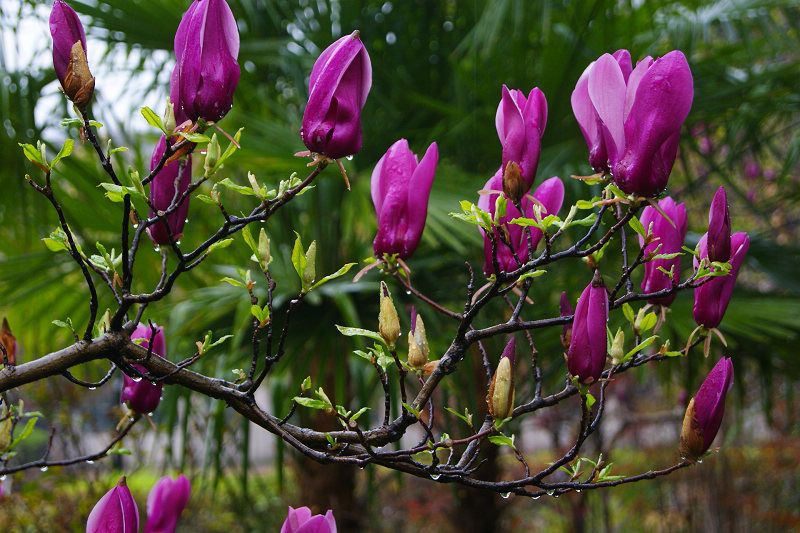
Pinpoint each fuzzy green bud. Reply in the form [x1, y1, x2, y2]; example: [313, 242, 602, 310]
[378, 281, 401, 346]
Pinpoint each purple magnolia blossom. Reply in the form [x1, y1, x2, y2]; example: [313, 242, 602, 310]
[145, 475, 191, 533]
[567, 272, 608, 384]
[301, 31, 372, 159]
[574, 50, 693, 196]
[572, 49, 631, 171]
[693, 232, 749, 328]
[49, 0, 93, 108]
[707, 186, 731, 263]
[680, 356, 734, 460]
[121, 324, 166, 414]
[495, 85, 547, 194]
[281, 506, 337, 533]
[171, 0, 240, 123]
[371, 139, 439, 259]
[479, 173, 564, 274]
[638, 197, 688, 306]
[86, 477, 139, 533]
[147, 136, 192, 245]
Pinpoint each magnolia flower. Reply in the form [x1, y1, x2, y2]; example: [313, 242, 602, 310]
[86, 477, 139, 533]
[171, 0, 240, 123]
[145, 475, 191, 533]
[566, 272, 608, 384]
[692, 232, 749, 329]
[638, 197, 688, 305]
[680, 356, 734, 460]
[121, 324, 166, 414]
[371, 139, 439, 259]
[301, 31, 372, 159]
[496, 85, 547, 198]
[49, 0, 94, 108]
[281, 506, 337, 533]
[707, 186, 731, 263]
[147, 136, 192, 245]
[572, 50, 693, 196]
[478, 173, 564, 274]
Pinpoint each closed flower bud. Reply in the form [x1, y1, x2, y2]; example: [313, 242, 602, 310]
[49, 0, 94, 109]
[693, 232, 749, 328]
[203, 133, 221, 176]
[372, 140, 439, 259]
[407, 309, 429, 369]
[147, 136, 192, 245]
[567, 271, 609, 384]
[257, 228, 271, 270]
[281, 506, 337, 533]
[496, 85, 547, 195]
[707, 186, 731, 263]
[378, 282, 400, 346]
[559, 291, 574, 349]
[0, 318, 17, 366]
[609, 328, 626, 365]
[502, 161, 525, 204]
[145, 474, 191, 533]
[87, 477, 139, 533]
[479, 173, 564, 274]
[488, 337, 516, 420]
[163, 98, 177, 135]
[575, 50, 693, 196]
[121, 324, 166, 414]
[301, 31, 372, 159]
[639, 196, 687, 306]
[679, 356, 734, 461]
[171, 0, 241, 123]
[302, 241, 317, 288]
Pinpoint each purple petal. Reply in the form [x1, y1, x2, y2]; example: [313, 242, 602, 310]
[611, 49, 633, 81]
[145, 474, 191, 533]
[624, 56, 653, 119]
[707, 186, 731, 262]
[693, 357, 734, 450]
[500, 337, 516, 364]
[86, 478, 140, 533]
[147, 137, 192, 245]
[403, 142, 439, 255]
[587, 53, 627, 159]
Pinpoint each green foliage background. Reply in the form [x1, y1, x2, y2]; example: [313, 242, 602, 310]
[0, 0, 798, 531]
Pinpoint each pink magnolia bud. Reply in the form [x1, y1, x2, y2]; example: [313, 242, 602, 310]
[121, 324, 166, 414]
[693, 232, 749, 328]
[638, 197, 688, 305]
[680, 356, 734, 460]
[86, 477, 139, 533]
[566, 272, 608, 384]
[301, 31, 372, 159]
[49, 0, 94, 109]
[280, 506, 337, 533]
[572, 49, 631, 171]
[578, 50, 693, 196]
[371, 139, 439, 259]
[496, 85, 547, 194]
[147, 136, 192, 245]
[145, 475, 191, 533]
[478, 173, 564, 275]
[706, 186, 731, 262]
[171, 0, 240, 123]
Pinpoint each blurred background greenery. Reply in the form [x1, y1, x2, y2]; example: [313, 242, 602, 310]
[0, 0, 799, 531]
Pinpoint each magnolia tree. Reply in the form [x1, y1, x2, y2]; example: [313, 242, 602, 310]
[0, 0, 749, 528]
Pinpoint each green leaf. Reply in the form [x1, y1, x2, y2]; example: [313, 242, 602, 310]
[402, 402, 421, 419]
[291, 233, 307, 284]
[335, 326, 385, 345]
[651, 252, 682, 260]
[301, 376, 312, 392]
[488, 434, 515, 448]
[350, 407, 370, 422]
[19, 142, 48, 171]
[293, 397, 329, 410]
[444, 406, 473, 428]
[8, 417, 38, 451]
[51, 139, 74, 168]
[585, 393, 596, 409]
[196, 194, 216, 204]
[220, 277, 245, 288]
[179, 132, 212, 144]
[208, 238, 234, 254]
[622, 303, 635, 325]
[517, 269, 547, 282]
[140, 106, 166, 133]
[623, 335, 659, 362]
[215, 128, 244, 171]
[98, 183, 145, 203]
[311, 263, 357, 290]
[628, 216, 646, 238]
[217, 178, 256, 196]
